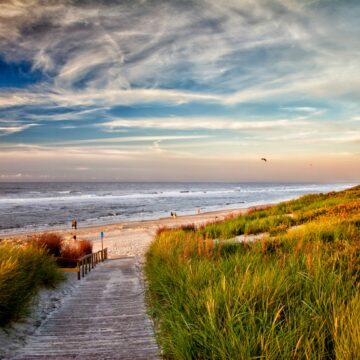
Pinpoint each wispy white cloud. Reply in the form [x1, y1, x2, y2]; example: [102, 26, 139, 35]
[0, 0, 359, 181]
[281, 107, 322, 113]
[51, 135, 211, 146]
[0, 0, 359, 109]
[0, 88, 221, 108]
[29, 107, 109, 121]
[100, 117, 309, 131]
[0, 122, 38, 135]
[150, 140, 163, 153]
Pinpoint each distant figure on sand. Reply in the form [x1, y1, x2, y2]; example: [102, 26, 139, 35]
[171, 212, 177, 218]
[196, 208, 201, 214]
[72, 219, 77, 230]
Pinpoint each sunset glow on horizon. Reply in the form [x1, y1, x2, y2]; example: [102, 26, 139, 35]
[0, 0, 359, 182]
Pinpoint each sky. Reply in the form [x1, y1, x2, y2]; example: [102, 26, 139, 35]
[0, 0, 359, 182]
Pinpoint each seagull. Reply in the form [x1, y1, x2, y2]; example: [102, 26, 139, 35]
[261, 158, 267, 162]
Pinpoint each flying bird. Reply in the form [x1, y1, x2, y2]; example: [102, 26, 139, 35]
[261, 158, 267, 162]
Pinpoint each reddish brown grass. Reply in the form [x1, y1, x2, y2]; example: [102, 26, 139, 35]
[196, 235, 217, 259]
[78, 239, 93, 255]
[60, 243, 82, 259]
[32, 233, 63, 257]
[179, 223, 196, 231]
[156, 226, 170, 236]
[60, 239, 93, 259]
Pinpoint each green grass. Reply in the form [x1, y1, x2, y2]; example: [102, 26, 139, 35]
[198, 186, 360, 240]
[0, 242, 63, 325]
[145, 185, 360, 359]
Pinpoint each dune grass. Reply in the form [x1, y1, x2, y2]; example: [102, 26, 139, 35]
[145, 186, 360, 359]
[31, 232, 63, 257]
[31, 232, 93, 259]
[0, 242, 63, 325]
[60, 239, 93, 258]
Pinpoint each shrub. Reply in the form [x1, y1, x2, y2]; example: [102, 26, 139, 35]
[31, 232, 63, 257]
[78, 239, 93, 255]
[60, 239, 93, 259]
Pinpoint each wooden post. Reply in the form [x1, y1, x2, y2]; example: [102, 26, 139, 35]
[77, 261, 80, 280]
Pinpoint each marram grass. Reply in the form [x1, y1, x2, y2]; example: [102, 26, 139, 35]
[145, 186, 360, 359]
[0, 242, 63, 325]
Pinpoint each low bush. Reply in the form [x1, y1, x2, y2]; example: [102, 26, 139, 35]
[60, 239, 93, 259]
[78, 239, 93, 255]
[31, 232, 63, 257]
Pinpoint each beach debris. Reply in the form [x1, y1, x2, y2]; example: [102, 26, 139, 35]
[261, 158, 267, 162]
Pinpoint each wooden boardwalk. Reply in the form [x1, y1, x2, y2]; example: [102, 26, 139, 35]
[11, 258, 159, 360]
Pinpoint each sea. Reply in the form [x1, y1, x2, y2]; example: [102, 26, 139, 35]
[0, 182, 355, 234]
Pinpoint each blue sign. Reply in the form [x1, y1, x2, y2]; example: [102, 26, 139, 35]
[100, 231, 104, 238]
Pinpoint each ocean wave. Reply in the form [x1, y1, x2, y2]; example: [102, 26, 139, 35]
[0, 194, 98, 205]
[0, 184, 352, 205]
[0, 183, 355, 232]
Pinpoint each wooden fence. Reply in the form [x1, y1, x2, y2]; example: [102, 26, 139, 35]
[58, 248, 108, 280]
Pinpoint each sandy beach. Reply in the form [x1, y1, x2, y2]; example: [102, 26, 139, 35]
[1, 205, 271, 258]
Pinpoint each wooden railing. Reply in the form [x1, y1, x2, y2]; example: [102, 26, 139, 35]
[58, 248, 108, 280]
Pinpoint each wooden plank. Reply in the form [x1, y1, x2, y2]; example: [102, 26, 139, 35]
[11, 258, 159, 359]
[58, 268, 80, 273]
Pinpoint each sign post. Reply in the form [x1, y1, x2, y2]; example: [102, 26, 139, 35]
[100, 231, 104, 261]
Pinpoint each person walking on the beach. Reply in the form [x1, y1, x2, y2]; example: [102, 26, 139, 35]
[72, 219, 77, 230]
